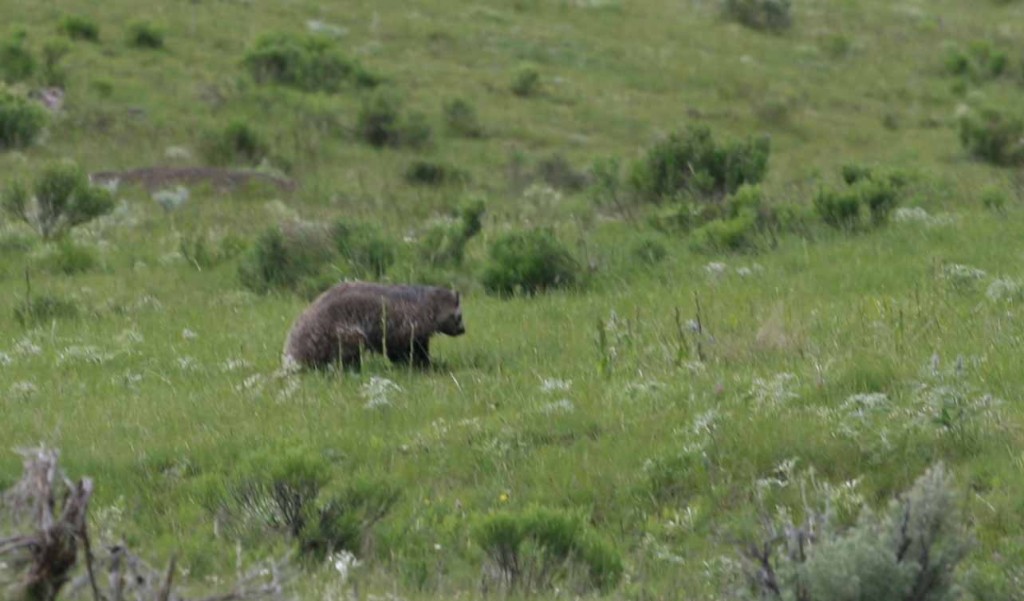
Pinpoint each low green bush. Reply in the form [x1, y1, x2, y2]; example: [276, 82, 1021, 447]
[14, 293, 79, 326]
[482, 228, 579, 296]
[943, 40, 1008, 83]
[126, 21, 164, 49]
[0, 31, 37, 83]
[404, 160, 467, 186]
[443, 97, 484, 138]
[357, 90, 433, 148]
[0, 88, 48, 149]
[238, 223, 336, 295]
[418, 198, 485, 268]
[630, 124, 770, 203]
[814, 166, 905, 231]
[59, 15, 100, 42]
[201, 119, 270, 166]
[473, 506, 623, 593]
[510, 65, 541, 97]
[958, 106, 1024, 166]
[40, 240, 98, 275]
[721, 0, 792, 32]
[331, 220, 396, 278]
[244, 32, 378, 93]
[1, 162, 114, 240]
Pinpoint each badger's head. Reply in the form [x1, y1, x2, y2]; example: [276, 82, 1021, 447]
[434, 289, 465, 337]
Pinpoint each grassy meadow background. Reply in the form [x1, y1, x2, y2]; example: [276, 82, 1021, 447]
[2, 0, 1024, 598]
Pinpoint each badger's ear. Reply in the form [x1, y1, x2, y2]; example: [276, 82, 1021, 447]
[454, 290, 460, 304]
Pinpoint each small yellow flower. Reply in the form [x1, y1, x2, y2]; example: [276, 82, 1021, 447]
[498, 492, 510, 504]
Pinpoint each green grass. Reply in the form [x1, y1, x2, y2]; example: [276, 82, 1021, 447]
[2, 0, 1024, 598]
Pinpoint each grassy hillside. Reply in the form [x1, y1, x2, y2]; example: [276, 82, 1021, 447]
[2, 0, 1024, 598]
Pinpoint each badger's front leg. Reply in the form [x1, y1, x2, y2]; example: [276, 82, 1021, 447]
[412, 337, 431, 369]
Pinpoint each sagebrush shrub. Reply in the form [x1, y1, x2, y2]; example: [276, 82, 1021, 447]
[418, 199, 485, 267]
[482, 229, 579, 296]
[201, 119, 270, 166]
[0, 32, 37, 83]
[40, 240, 98, 275]
[228, 447, 399, 561]
[630, 124, 770, 203]
[943, 40, 1008, 83]
[472, 507, 623, 593]
[734, 463, 971, 601]
[721, 0, 792, 32]
[14, 294, 79, 326]
[691, 210, 760, 252]
[631, 234, 668, 265]
[0, 89, 48, 149]
[357, 90, 432, 148]
[331, 220, 396, 278]
[238, 223, 335, 294]
[814, 166, 904, 231]
[244, 32, 377, 93]
[1, 162, 114, 240]
[126, 21, 164, 49]
[404, 160, 467, 186]
[510, 65, 541, 97]
[59, 15, 100, 42]
[443, 97, 484, 138]
[536, 154, 589, 191]
[958, 107, 1024, 166]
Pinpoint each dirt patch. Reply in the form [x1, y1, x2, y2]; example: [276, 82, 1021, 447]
[90, 166, 296, 193]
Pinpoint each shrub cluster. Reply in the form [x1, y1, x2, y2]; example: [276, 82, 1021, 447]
[59, 15, 101, 42]
[1, 161, 114, 240]
[473, 507, 623, 593]
[631, 124, 770, 203]
[238, 219, 395, 296]
[404, 160, 468, 187]
[734, 464, 970, 601]
[357, 90, 432, 148]
[813, 164, 905, 231]
[442, 97, 484, 138]
[482, 228, 579, 296]
[721, 0, 792, 33]
[510, 65, 541, 97]
[14, 293, 79, 326]
[958, 106, 1024, 166]
[0, 31, 37, 83]
[0, 88, 48, 149]
[418, 199, 485, 268]
[201, 119, 270, 167]
[126, 21, 164, 49]
[227, 447, 399, 561]
[244, 32, 378, 93]
[944, 40, 1008, 83]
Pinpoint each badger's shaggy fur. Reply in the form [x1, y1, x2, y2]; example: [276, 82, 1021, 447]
[283, 282, 465, 371]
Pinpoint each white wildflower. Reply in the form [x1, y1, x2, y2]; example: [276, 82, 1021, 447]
[893, 207, 931, 223]
[177, 356, 199, 371]
[941, 263, 987, 284]
[152, 186, 189, 212]
[748, 373, 799, 408]
[182, 328, 199, 340]
[221, 358, 252, 372]
[14, 338, 41, 356]
[691, 409, 719, 436]
[330, 550, 361, 583]
[540, 378, 572, 393]
[735, 266, 753, 277]
[986, 278, 1023, 303]
[842, 392, 890, 418]
[236, 373, 265, 393]
[10, 381, 37, 397]
[58, 345, 114, 365]
[117, 329, 144, 345]
[164, 146, 192, 160]
[0, 352, 12, 366]
[539, 399, 575, 414]
[704, 262, 727, 276]
[307, 19, 348, 37]
[362, 377, 402, 409]
[276, 377, 301, 402]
